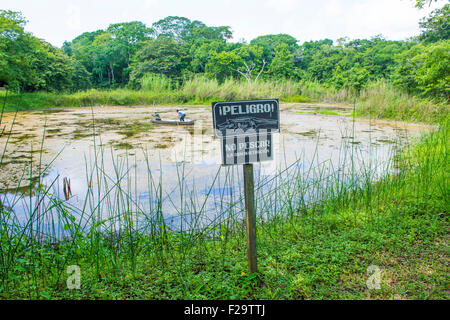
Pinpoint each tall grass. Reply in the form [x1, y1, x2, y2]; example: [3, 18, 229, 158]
[355, 80, 449, 123]
[1, 76, 447, 126]
[140, 73, 175, 92]
[0, 76, 356, 112]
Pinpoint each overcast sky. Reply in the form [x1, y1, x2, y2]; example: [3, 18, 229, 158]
[1, 0, 445, 47]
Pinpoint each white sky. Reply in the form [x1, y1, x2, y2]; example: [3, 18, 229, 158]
[1, 0, 445, 47]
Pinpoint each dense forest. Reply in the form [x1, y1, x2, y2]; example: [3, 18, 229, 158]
[0, 3, 449, 101]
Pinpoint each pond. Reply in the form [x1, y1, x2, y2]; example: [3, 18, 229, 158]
[0, 103, 431, 235]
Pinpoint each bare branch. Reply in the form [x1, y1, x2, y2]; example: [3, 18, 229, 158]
[232, 68, 251, 83]
[254, 59, 266, 83]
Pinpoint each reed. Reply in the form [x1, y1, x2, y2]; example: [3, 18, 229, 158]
[355, 80, 449, 123]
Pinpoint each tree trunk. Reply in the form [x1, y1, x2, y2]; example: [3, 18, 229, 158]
[110, 61, 115, 84]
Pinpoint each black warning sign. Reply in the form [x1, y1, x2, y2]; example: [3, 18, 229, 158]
[212, 99, 279, 138]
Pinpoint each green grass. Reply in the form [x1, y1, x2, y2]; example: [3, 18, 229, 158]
[280, 94, 312, 103]
[317, 110, 343, 116]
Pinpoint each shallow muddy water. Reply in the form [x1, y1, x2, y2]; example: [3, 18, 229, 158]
[0, 103, 431, 231]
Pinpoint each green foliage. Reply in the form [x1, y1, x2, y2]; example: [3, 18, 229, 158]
[231, 45, 267, 83]
[330, 63, 370, 92]
[391, 40, 450, 100]
[152, 16, 192, 41]
[415, 0, 440, 9]
[206, 50, 241, 81]
[356, 79, 449, 123]
[152, 16, 232, 44]
[0, 10, 88, 92]
[266, 43, 297, 80]
[1, 5, 449, 301]
[189, 40, 234, 73]
[0, 10, 34, 89]
[63, 22, 153, 87]
[250, 34, 298, 65]
[419, 4, 450, 42]
[129, 37, 189, 84]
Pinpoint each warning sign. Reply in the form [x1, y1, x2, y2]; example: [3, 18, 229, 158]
[212, 99, 279, 138]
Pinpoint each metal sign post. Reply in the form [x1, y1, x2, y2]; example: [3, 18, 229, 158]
[212, 99, 280, 274]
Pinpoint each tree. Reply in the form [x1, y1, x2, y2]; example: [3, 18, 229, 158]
[250, 34, 298, 65]
[418, 4, 450, 42]
[152, 16, 232, 44]
[205, 44, 267, 83]
[391, 40, 450, 99]
[415, 0, 440, 8]
[0, 10, 31, 89]
[390, 44, 424, 93]
[347, 36, 409, 78]
[70, 58, 91, 91]
[64, 22, 153, 87]
[107, 21, 154, 68]
[152, 16, 192, 41]
[206, 50, 242, 81]
[129, 37, 189, 84]
[190, 40, 233, 73]
[186, 21, 232, 44]
[0, 10, 82, 92]
[231, 45, 267, 83]
[415, 40, 450, 98]
[306, 43, 342, 81]
[330, 63, 370, 92]
[266, 43, 297, 79]
[64, 30, 106, 85]
[293, 39, 333, 71]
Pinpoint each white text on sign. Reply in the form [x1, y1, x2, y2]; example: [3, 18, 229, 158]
[218, 103, 276, 116]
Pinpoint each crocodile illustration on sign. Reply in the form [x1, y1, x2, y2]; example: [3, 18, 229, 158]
[217, 117, 278, 132]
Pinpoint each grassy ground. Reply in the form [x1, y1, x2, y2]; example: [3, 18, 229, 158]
[0, 80, 448, 300]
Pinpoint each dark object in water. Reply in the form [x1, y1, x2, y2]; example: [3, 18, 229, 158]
[63, 177, 72, 200]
